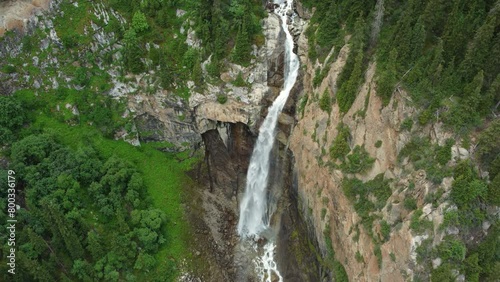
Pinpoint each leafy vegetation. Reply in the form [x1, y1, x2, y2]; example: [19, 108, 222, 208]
[192, 0, 265, 66]
[398, 136, 453, 184]
[409, 209, 433, 234]
[341, 145, 375, 174]
[329, 123, 350, 160]
[304, 0, 499, 130]
[300, 1, 500, 280]
[0, 121, 198, 281]
[0, 96, 26, 144]
[217, 94, 228, 104]
[342, 174, 391, 239]
[0, 1, 208, 277]
[319, 90, 332, 113]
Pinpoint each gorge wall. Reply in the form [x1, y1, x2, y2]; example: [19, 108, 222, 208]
[286, 1, 498, 281]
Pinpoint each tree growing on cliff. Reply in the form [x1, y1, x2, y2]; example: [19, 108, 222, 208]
[319, 89, 332, 113]
[123, 29, 144, 74]
[232, 19, 252, 65]
[132, 11, 150, 33]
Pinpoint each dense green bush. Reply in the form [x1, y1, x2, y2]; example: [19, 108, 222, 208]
[450, 161, 488, 212]
[436, 237, 466, 263]
[342, 174, 391, 236]
[330, 123, 350, 160]
[217, 94, 228, 104]
[400, 118, 413, 131]
[232, 72, 247, 87]
[132, 11, 149, 33]
[333, 261, 349, 282]
[0, 96, 25, 144]
[477, 120, 500, 167]
[399, 136, 453, 184]
[380, 220, 391, 242]
[1, 64, 16, 74]
[431, 263, 455, 282]
[404, 198, 417, 211]
[410, 209, 433, 234]
[341, 145, 375, 174]
[298, 93, 309, 118]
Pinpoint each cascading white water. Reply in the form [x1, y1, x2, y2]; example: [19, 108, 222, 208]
[238, 0, 299, 238]
[237, 0, 299, 281]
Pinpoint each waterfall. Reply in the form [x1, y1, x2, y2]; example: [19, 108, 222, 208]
[237, 0, 299, 281]
[238, 0, 299, 238]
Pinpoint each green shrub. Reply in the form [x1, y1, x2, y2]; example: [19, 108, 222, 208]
[217, 94, 228, 104]
[436, 138, 455, 165]
[410, 209, 434, 233]
[418, 109, 433, 125]
[390, 252, 396, 262]
[380, 220, 391, 241]
[73, 68, 89, 87]
[341, 145, 375, 174]
[464, 253, 481, 282]
[206, 61, 220, 78]
[436, 237, 466, 262]
[61, 32, 81, 49]
[342, 174, 391, 236]
[404, 198, 417, 211]
[321, 208, 327, 220]
[319, 90, 332, 113]
[400, 118, 414, 131]
[298, 94, 309, 118]
[375, 140, 382, 148]
[132, 11, 149, 33]
[488, 174, 500, 205]
[489, 155, 500, 180]
[21, 36, 33, 53]
[0, 96, 25, 144]
[334, 261, 349, 282]
[450, 162, 487, 210]
[399, 136, 452, 184]
[431, 263, 455, 282]
[477, 120, 500, 167]
[232, 72, 247, 87]
[313, 67, 323, 88]
[355, 251, 364, 263]
[2, 64, 16, 74]
[330, 124, 350, 160]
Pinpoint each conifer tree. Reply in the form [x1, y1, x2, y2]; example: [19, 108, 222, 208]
[192, 55, 204, 86]
[232, 20, 252, 64]
[410, 17, 426, 62]
[461, 14, 496, 81]
[123, 29, 144, 74]
[428, 39, 444, 85]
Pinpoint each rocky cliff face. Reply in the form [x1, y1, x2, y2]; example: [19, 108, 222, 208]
[287, 4, 478, 281]
[0, 0, 51, 36]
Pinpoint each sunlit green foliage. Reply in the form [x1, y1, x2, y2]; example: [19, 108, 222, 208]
[330, 123, 350, 160]
[319, 90, 332, 113]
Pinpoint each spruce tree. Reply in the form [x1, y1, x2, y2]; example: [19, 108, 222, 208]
[232, 20, 252, 64]
[123, 29, 144, 74]
[461, 14, 496, 81]
[410, 17, 426, 62]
